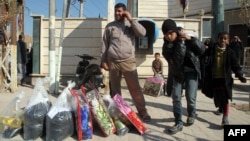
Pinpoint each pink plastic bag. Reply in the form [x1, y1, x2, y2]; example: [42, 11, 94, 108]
[113, 94, 147, 135]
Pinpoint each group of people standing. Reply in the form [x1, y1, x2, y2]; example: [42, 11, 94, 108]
[100, 2, 247, 135]
[158, 19, 246, 134]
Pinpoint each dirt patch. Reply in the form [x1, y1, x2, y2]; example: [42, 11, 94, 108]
[230, 103, 250, 114]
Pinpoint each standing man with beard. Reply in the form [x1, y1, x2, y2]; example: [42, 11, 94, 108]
[100, 3, 151, 122]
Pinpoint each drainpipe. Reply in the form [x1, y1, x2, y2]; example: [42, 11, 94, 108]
[107, 0, 115, 22]
[79, 0, 84, 18]
[127, 0, 138, 17]
[49, 0, 56, 94]
[55, 0, 69, 94]
[212, 0, 224, 41]
[132, 0, 138, 17]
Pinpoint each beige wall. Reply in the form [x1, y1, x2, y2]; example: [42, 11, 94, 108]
[40, 18, 105, 75]
[167, 0, 240, 18]
[38, 17, 202, 77]
[138, 0, 168, 18]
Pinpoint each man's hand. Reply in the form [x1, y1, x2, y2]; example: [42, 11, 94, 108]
[122, 10, 132, 22]
[101, 61, 109, 71]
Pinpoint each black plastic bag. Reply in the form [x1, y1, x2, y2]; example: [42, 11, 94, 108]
[45, 81, 75, 141]
[23, 102, 51, 140]
[23, 77, 51, 140]
[46, 111, 74, 141]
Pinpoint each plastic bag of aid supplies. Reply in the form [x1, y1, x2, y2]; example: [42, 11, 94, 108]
[81, 86, 116, 137]
[0, 91, 25, 139]
[70, 88, 93, 140]
[113, 94, 147, 135]
[23, 77, 52, 140]
[102, 94, 130, 136]
[46, 81, 75, 141]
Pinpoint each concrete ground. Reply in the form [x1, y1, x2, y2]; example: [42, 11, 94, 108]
[0, 76, 249, 141]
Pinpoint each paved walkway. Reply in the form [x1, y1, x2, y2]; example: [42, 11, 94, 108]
[0, 78, 249, 141]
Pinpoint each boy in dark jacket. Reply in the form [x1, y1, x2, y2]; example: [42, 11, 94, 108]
[200, 31, 247, 127]
[161, 19, 205, 134]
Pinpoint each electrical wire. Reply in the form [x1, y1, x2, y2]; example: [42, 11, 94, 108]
[92, 0, 106, 14]
[71, 2, 87, 17]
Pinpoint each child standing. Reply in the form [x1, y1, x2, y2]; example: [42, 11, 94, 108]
[200, 31, 247, 126]
[162, 19, 205, 134]
[152, 52, 163, 76]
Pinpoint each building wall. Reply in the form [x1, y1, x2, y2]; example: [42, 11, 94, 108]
[40, 18, 105, 75]
[165, 0, 249, 47]
[224, 10, 243, 30]
[38, 17, 202, 77]
[137, 0, 168, 18]
[134, 0, 241, 19]
[167, 0, 240, 18]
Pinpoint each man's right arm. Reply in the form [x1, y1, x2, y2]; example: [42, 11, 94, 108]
[101, 26, 109, 61]
[130, 20, 146, 37]
[123, 10, 146, 37]
[100, 26, 110, 70]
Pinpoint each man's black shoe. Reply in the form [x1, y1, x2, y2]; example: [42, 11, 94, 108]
[186, 116, 195, 126]
[168, 124, 183, 134]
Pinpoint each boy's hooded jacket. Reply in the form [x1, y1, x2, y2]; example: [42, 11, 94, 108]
[162, 37, 205, 82]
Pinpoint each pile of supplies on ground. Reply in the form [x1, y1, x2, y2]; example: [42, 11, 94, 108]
[0, 77, 148, 140]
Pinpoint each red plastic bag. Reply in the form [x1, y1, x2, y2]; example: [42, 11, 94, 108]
[70, 89, 93, 140]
